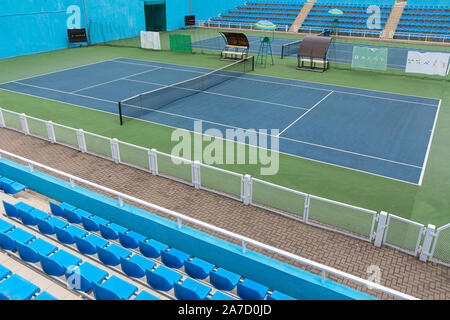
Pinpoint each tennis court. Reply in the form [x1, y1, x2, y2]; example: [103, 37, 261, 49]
[192, 34, 450, 69]
[0, 57, 440, 185]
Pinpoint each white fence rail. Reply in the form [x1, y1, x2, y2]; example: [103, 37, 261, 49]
[0, 108, 448, 267]
[0, 147, 418, 300]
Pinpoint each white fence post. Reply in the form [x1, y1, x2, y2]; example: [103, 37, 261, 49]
[192, 161, 201, 189]
[419, 224, 436, 262]
[303, 195, 310, 223]
[77, 129, 87, 153]
[110, 138, 120, 164]
[20, 113, 29, 135]
[46, 121, 56, 143]
[0, 108, 4, 128]
[148, 149, 158, 175]
[242, 174, 252, 205]
[374, 211, 388, 247]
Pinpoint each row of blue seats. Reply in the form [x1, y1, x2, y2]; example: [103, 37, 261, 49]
[235, 8, 300, 13]
[312, 8, 391, 13]
[397, 27, 450, 34]
[402, 10, 450, 15]
[2, 200, 294, 300]
[0, 177, 26, 195]
[215, 18, 293, 24]
[394, 32, 450, 40]
[400, 15, 450, 20]
[0, 264, 56, 300]
[298, 26, 381, 35]
[308, 12, 390, 17]
[303, 22, 384, 29]
[306, 17, 388, 22]
[398, 21, 450, 27]
[0, 214, 160, 300]
[220, 16, 294, 22]
[405, 6, 450, 10]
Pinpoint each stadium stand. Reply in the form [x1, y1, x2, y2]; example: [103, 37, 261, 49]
[0, 151, 407, 300]
[300, 0, 395, 37]
[394, 0, 450, 41]
[208, 0, 306, 31]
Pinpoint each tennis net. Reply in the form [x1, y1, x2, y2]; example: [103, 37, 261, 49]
[281, 39, 302, 59]
[118, 56, 254, 125]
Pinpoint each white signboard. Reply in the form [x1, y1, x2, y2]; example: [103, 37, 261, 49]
[405, 51, 450, 76]
[140, 31, 161, 50]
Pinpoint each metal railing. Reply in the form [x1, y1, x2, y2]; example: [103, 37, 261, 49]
[0, 108, 448, 269]
[0, 147, 418, 300]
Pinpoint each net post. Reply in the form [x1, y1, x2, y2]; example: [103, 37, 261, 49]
[118, 102, 123, 126]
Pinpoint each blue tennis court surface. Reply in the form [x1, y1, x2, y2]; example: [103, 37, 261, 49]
[0, 57, 440, 184]
[193, 35, 450, 69]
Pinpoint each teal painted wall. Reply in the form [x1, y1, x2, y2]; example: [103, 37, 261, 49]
[0, 0, 145, 59]
[0, 157, 377, 300]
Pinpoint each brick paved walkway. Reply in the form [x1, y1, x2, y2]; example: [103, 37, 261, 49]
[0, 128, 448, 300]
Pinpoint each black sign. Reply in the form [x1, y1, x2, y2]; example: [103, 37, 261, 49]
[185, 15, 196, 26]
[67, 28, 88, 43]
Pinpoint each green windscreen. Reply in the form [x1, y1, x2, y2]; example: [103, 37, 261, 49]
[351, 46, 388, 71]
[169, 34, 192, 53]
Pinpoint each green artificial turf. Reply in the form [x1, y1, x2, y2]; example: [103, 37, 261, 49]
[0, 29, 449, 228]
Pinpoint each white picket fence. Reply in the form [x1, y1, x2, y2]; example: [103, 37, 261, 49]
[0, 108, 448, 267]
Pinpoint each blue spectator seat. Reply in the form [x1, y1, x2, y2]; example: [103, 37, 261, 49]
[0, 265, 12, 280]
[146, 266, 182, 291]
[237, 278, 269, 300]
[0, 218, 14, 233]
[66, 262, 108, 292]
[3, 200, 33, 218]
[39, 250, 82, 277]
[161, 248, 190, 269]
[18, 208, 50, 226]
[0, 178, 26, 195]
[49, 201, 76, 217]
[133, 290, 160, 300]
[118, 230, 147, 249]
[0, 228, 35, 251]
[210, 268, 241, 291]
[55, 225, 88, 244]
[0, 274, 40, 300]
[97, 244, 131, 266]
[139, 239, 168, 258]
[80, 215, 109, 232]
[15, 238, 57, 263]
[120, 255, 156, 278]
[36, 216, 68, 235]
[64, 208, 92, 224]
[174, 278, 212, 300]
[267, 290, 295, 300]
[185, 258, 215, 280]
[92, 275, 138, 300]
[99, 222, 127, 240]
[74, 234, 109, 255]
[33, 291, 58, 300]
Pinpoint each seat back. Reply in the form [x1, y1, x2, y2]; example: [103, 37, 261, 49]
[38, 253, 65, 277]
[118, 232, 138, 249]
[64, 209, 81, 224]
[17, 208, 36, 226]
[16, 241, 39, 263]
[98, 224, 118, 240]
[138, 240, 162, 259]
[81, 216, 99, 232]
[36, 217, 54, 235]
[2, 201, 18, 218]
[92, 282, 121, 300]
[0, 232, 16, 251]
[49, 201, 64, 217]
[120, 256, 145, 279]
[55, 226, 75, 244]
[96, 246, 120, 266]
[74, 235, 96, 255]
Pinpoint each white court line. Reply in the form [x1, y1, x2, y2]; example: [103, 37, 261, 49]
[0, 59, 117, 86]
[71, 67, 163, 93]
[123, 78, 309, 111]
[5, 78, 423, 170]
[112, 58, 439, 107]
[278, 91, 334, 136]
[0, 86, 422, 185]
[418, 99, 442, 186]
[10, 81, 117, 105]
